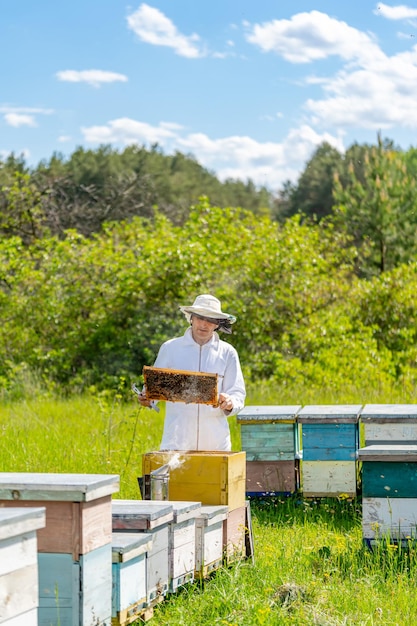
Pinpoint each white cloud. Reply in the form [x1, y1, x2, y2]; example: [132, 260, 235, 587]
[245, 10, 380, 64]
[4, 113, 37, 127]
[81, 117, 179, 145]
[56, 70, 128, 88]
[127, 3, 203, 58]
[81, 116, 343, 189]
[0, 106, 53, 115]
[374, 3, 417, 20]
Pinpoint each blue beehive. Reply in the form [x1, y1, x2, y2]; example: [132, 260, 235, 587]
[297, 405, 362, 497]
[237, 405, 302, 495]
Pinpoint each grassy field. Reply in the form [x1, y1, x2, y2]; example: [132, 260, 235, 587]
[1, 382, 417, 625]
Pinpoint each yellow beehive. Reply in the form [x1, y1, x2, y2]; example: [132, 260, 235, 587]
[142, 451, 246, 511]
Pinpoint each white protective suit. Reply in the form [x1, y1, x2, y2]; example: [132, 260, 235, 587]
[153, 327, 246, 451]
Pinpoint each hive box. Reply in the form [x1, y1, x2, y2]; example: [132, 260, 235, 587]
[360, 404, 417, 446]
[0, 506, 45, 626]
[148, 500, 201, 592]
[359, 444, 417, 545]
[237, 405, 301, 495]
[111, 533, 152, 626]
[195, 505, 228, 578]
[298, 405, 361, 497]
[142, 451, 246, 511]
[112, 500, 173, 603]
[0, 472, 119, 626]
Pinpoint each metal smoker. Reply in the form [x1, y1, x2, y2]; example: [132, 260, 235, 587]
[150, 463, 170, 500]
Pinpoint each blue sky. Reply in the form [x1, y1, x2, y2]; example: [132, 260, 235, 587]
[2, 1, 417, 191]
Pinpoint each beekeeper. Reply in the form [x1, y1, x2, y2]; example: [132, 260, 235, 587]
[137, 294, 246, 451]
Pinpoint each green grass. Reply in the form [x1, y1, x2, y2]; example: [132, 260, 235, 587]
[1, 384, 417, 625]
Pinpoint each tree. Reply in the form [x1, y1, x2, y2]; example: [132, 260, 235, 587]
[333, 135, 417, 276]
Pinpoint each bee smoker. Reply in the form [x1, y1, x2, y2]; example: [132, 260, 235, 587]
[150, 463, 170, 500]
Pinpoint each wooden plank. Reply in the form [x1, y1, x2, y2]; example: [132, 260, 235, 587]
[362, 497, 417, 540]
[301, 424, 358, 461]
[0, 533, 37, 577]
[195, 507, 225, 576]
[302, 461, 357, 497]
[80, 543, 113, 626]
[223, 505, 246, 564]
[0, 498, 112, 559]
[0, 473, 119, 502]
[240, 423, 296, 461]
[363, 422, 417, 445]
[143, 366, 218, 406]
[246, 460, 297, 494]
[38, 553, 79, 626]
[362, 461, 417, 498]
[0, 564, 38, 622]
[2, 608, 38, 626]
[237, 405, 301, 423]
[298, 404, 362, 424]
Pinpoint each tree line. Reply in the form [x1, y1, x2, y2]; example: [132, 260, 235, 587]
[1, 138, 416, 397]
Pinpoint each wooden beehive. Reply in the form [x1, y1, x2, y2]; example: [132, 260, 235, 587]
[237, 405, 302, 495]
[298, 405, 362, 497]
[195, 505, 228, 578]
[0, 472, 119, 626]
[358, 444, 417, 545]
[360, 404, 417, 445]
[112, 500, 173, 603]
[0, 507, 46, 626]
[111, 533, 152, 626]
[143, 366, 218, 406]
[142, 451, 246, 511]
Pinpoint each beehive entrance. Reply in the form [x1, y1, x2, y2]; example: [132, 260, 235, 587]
[143, 366, 219, 406]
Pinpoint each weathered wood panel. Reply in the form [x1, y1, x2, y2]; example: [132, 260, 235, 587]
[142, 452, 246, 510]
[302, 461, 357, 497]
[298, 404, 362, 424]
[223, 505, 246, 564]
[80, 543, 112, 626]
[246, 460, 297, 494]
[0, 507, 45, 626]
[363, 423, 417, 445]
[0, 497, 112, 559]
[2, 608, 38, 626]
[362, 497, 417, 541]
[195, 506, 228, 578]
[240, 423, 296, 461]
[361, 461, 417, 498]
[301, 424, 358, 461]
[38, 553, 79, 626]
[112, 501, 173, 531]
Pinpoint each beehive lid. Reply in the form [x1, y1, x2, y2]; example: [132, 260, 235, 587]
[360, 404, 417, 422]
[358, 444, 417, 461]
[0, 507, 46, 541]
[297, 404, 362, 423]
[0, 473, 120, 502]
[197, 505, 228, 527]
[237, 405, 302, 423]
[149, 500, 201, 523]
[112, 499, 174, 530]
[112, 532, 152, 562]
[143, 366, 218, 406]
